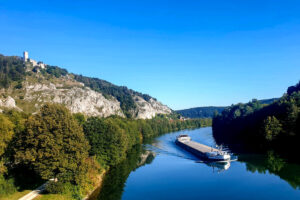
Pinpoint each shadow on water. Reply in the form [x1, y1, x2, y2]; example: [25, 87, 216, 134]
[89, 145, 155, 200]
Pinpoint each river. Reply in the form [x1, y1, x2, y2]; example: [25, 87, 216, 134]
[91, 127, 300, 200]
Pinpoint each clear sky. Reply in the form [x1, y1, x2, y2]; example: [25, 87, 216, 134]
[0, 0, 299, 110]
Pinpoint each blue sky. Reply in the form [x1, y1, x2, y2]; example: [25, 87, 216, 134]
[0, 0, 300, 110]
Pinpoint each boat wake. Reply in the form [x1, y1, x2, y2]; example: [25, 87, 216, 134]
[145, 134, 238, 173]
[144, 143, 197, 161]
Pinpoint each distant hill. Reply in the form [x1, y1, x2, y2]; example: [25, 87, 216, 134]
[177, 98, 279, 119]
[259, 98, 279, 105]
[176, 106, 226, 118]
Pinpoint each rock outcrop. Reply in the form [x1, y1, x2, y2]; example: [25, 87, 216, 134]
[134, 96, 171, 119]
[23, 82, 124, 117]
[0, 96, 22, 111]
[0, 60, 172, 119]
[0, 78, 172, 119]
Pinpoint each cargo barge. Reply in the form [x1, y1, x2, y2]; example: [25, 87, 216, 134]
[175, 135, 231, 161]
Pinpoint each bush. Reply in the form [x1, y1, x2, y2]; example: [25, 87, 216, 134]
[45, 181, 82, 199]
[45, 181, 65, 194]
[0, 175, 17, 197]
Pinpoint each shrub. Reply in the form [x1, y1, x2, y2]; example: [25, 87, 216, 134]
[0, 175, 17, 197]
[45, 181, 65, 194]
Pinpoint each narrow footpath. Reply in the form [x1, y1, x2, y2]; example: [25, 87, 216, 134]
[18, 182, 47, 200]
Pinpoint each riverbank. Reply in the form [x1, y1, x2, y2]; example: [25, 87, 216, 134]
[25, 170, 107, 200]
[0, 104, 210, 200]
[104, 127, 300, 200]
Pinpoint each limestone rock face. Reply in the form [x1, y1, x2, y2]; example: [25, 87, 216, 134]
[134, 96, 172, 119]
[0, 96, 22, 111]
[0, 96, 17, 108]
[24, 83, 124, 117]
[1, 76, 172, 119]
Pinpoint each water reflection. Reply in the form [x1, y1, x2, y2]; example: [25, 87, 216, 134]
[90, 145, 155, 200]
[204, 161, 231, 173]
[240, 151, 300, 190]
[91, 128, 300, 200]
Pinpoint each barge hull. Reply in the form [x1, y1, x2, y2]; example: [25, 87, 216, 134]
[175, 140, 226, 161]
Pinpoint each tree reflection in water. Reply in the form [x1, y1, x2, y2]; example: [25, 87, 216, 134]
[89, 145, 155, 200]
[241, 151, 300, 190]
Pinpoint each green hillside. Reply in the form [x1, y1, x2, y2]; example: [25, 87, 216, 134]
[213, 81, 300, 159]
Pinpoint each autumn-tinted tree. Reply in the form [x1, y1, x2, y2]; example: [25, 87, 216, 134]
[0, 114, 15, 173]
[14, 104, 90, 184]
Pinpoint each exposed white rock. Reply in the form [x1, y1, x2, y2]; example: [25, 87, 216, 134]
[24, 83, 124, 117]
[0, 96, 22, 111]
[12, 79, 172, 119]
[134, 95, 172, 119]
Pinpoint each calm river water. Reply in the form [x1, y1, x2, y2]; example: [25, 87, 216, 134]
[92, 127, 300, 200]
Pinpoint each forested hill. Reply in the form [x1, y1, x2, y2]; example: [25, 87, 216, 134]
[213, 81, 300, 158]
[259, 98, 279, 105]
[176, 106, 226, 118]
[0, 54, 171, 118]
[177, 98, 278, 119]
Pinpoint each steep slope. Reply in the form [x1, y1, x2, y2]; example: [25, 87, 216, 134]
[0, 54, 171, 119]
[212, 81, 300, 156]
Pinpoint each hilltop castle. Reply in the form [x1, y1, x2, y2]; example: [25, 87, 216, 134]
[23, 51, 46, 69]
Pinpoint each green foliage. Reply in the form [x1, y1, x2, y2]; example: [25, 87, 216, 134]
[44, 65, 68, 78]
[83, 117, 129, 166]
[177, 99, 278, 119]
[213, 81, 300, 156]
[177, 106, 226, 118]
[45, 181, 65, 194]
[73, 74, 154, 117]
[0, 55, 25, 88]
[0, 114, 15, 157]
[287, 81, 300, 95]
[0, 114, 15, 174]
[14, 81, 23, 89]
[0, 105, 209, 198]
[96, 145, 147, 200]
[0, 175, 17, 197]
[14, 104, 90, 184]
[263, 116, 282, 141]
[241, 152, 300, 189]
[45, 181, 83, 199]
[73, 113, 86, 126]
[83, 114, 210, 167]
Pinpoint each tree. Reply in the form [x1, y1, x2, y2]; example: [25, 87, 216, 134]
[83, 117, 128, 166]
[263, 116, 282, 141]
[14, 104, 90, 184]
[0, 114, 14, 156]
[0, 114, 15, 173]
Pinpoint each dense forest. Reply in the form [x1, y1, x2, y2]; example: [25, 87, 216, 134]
[213, 81, 300, 159]
[177, 99, 278, 119]
[0, 104, 210, 199]
[0, 55, 26, 88]
[177, 106, 226, 118]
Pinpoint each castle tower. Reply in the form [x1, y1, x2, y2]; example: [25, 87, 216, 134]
[23, 51, 28, 62]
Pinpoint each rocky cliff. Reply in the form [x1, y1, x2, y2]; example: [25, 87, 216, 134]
[0, 54, 172, 119]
